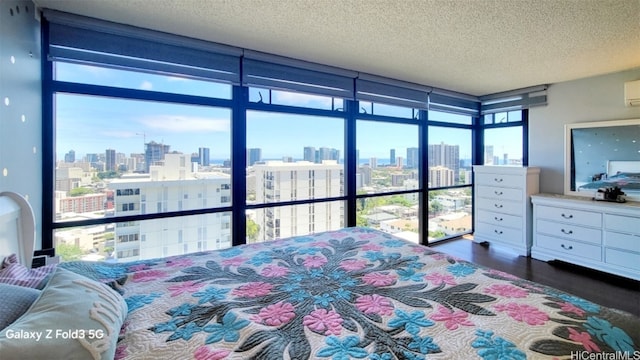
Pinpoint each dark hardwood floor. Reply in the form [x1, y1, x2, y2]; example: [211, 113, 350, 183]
[430, 237, 640, 317]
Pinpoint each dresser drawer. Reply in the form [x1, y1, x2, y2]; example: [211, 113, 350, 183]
[605, 248, 640, 270]
[536, 234, 601, 261]
[475, 222, 523, 245]
[604, 214, 640, 235]
[535, 205, 602, 227]
[536, 219, 602, 245]
[605, 231, 640, 252]
[476, 185, 522, 201]
[477, 198, 523, 216]
[477, 211, 522, 229]
[475, 173, 523, 188]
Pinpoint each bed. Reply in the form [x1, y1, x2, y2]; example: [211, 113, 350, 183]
[1, 197, 639, 359]
[577, 161, 640, 198]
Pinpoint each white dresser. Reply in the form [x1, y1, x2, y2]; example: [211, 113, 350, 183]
[472, 166, 540, 256]
[531, 193, 640, 281]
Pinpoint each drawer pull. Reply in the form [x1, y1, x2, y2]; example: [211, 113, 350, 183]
[561, 213, 573, 219]
[494, 230, 503, 235]
[494, 178, 503, 183]
[494, 204, 503, 208]
[494, 191, 503, 196]
[494, 216, 503, 221]
[561, 244, 573, 250]
[561, 229, 573, 235]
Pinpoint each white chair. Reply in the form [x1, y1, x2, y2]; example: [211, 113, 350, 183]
[0, 191, 35, 267]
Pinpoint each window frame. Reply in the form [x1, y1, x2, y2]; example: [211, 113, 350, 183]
[40, 14, 529, 258]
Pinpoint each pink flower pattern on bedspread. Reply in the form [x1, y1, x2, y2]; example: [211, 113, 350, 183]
[60, 227, 639, 359]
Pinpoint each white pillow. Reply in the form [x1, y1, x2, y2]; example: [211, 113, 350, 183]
[0, 268, 128, 360]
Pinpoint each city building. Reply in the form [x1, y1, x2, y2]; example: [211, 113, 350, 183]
[428, 166, 455, 187]
[144, 141, 170, 173]
[105, 149, 116, 171]
[199, 147, 210, 167]
[252, 160, 343, 241]
[406, 147, 418, 169]
[247, 148, 262, 166]
[109, 153, 232, 261]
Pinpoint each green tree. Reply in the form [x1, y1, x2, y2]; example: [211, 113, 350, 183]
[69, 187, 94, 196]
[56, 242, 84, 261]
[246, 218, 260, 242]
[97, 170, 119, 179]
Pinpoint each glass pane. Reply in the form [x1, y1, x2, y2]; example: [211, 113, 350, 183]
[430, 110, 472, 125]
[356, 121, 419, 195]
[508, 110, 522, 122]
[428, 126, 472, 187]
[484, 126, 523, 165]
[248, 201, 344, 243]
[358, 101, 416, 118]
[55, 94, 231, 222]
[427, 186, 472, 242]
[247, 111, 344, 204]
[356, 194, 419, 243]
[54, 62, 232, 99]
[249, 87, 344, 111]
[53, 212, 232, 262]
[494, 112, 508, 124]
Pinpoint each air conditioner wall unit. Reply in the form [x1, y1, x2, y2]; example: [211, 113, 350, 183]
[624, 79, 640, 107]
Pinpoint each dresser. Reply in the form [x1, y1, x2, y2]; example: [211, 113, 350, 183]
[472, 166, 540, 256]
[531, 193, 640, 281]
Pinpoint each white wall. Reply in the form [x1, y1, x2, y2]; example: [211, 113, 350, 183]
[0, 0, 42, 247]
[529, 68, 640, 195]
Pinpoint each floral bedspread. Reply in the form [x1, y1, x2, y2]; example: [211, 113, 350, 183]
[66, 227, 640, 359]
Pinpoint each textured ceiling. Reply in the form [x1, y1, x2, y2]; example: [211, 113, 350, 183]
[33, 0, 640, 96]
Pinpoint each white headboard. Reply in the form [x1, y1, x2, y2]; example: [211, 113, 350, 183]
[0, 192, 35, 267]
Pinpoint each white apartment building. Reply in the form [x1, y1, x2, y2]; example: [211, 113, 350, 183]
[109, 153, 232, 262]
[252, 160, 344, 242]
[428, 166, 455, 187]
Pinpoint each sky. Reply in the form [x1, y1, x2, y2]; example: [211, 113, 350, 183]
[55, 63, 522, 163]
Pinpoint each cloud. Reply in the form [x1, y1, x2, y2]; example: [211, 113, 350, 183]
[138, 115, 230, 133]
[139, 81, 153, 90]
[272, 91, 334, 107]
[101, 130, 140, 138]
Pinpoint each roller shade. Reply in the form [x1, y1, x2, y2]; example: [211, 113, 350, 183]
[356, 74, 430, 109]
[242, 52, 356, 98]
[44, 9, 242, 84]
[429, 88, 480, 117]
[480, 85, 548, 114]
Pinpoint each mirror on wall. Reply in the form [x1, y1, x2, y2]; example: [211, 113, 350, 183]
[564, 118, 640, 201]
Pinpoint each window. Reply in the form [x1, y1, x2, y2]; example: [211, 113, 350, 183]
[42, 11, 530, 262]
[355, 104, 421, 242]
[246, 111, 345, 204]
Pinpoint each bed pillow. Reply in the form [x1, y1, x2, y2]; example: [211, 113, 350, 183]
[0, 254, 57, 289]
[0, 284, 40, 330]
[0, 267, 128, 360]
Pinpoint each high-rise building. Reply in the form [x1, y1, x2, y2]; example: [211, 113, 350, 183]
[484, 145, 494, 165]
[247, 148, 262, 166]
[406, 147, 419, 169]
[144, 141, 170, 173]
[110, 153, 232, 262]
[199, 147, 210, 166]
[303, 146, 316, 162]
[390, 149, 396, 165]
[396, 156, 404, 168]
[252, 160, 343, 242]
[105, 149, 116, 171]
[64, 150, 76, 163]
[428, 142, 460, 181]
[369, 157, 378, 168]
[428, 166, 455, 187]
